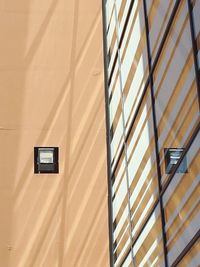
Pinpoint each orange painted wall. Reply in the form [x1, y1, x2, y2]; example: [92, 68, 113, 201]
[0, 0, 109, 266]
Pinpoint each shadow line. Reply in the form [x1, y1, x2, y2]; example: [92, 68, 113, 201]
[58, 0, 80, 266]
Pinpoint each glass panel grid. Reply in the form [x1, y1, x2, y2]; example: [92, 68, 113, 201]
[102, 0, 200, 266]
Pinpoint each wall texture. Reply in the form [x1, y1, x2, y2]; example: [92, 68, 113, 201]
[0, 0, 109, 266]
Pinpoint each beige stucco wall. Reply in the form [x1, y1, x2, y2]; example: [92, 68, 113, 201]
[0, 0, 109, 266]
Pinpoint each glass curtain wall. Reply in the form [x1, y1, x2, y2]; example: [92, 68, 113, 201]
[102, 0, 200, 266]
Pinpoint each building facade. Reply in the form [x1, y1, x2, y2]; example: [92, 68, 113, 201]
[102, 0, 200, 266]
[0, 1, 110, 266]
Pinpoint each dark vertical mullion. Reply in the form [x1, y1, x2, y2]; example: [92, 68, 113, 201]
[187, 0, 200, 110]
[102, 1, 115, 266]
[142, 1, 169, 266]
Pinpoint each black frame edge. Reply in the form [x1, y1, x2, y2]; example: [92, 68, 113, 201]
[101, 1, 115, 266]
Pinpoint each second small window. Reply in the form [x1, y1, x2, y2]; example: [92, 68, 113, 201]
[164, 148, 187, 174]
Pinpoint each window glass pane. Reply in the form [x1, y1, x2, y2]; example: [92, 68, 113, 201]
[109, 70, 121, 130]
[39, 150, 54, 164]
[119, 0, 140, 60]
[132, 205, 165, 266]
[120, 0, 149, 133]
[163, 132, 200, 266]
[106, 0, 115, 32]
[153, 0, 200, 185]
[112, 174, 132, 266]
[147, 0, 174, 61]
[111, 148, 131, 266]
[114, 226, 132, 267]
[112, 150, 125, 198]
[121, 250, 132, 267]
[109, 67, 124, 166]
[117, 0, 128, 27]
[127, 89, 159, 238]
[178, 241, 200, 267]
[109, 62, 119, 98]
[110, 115, 123, 166]
[106, 6, 117, 66]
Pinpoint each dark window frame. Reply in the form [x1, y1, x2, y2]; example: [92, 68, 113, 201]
[34, 147, 59, 174]
[164, 148, 188, 175]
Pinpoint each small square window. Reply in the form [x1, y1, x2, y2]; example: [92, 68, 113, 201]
[39, 149, 54, 164]
[34, 147, 59, 174]
[164, 148, 187, 174]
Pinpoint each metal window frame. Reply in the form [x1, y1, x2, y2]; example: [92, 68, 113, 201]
[102, 1, 115, 266]
[34, 147, 59, 174]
